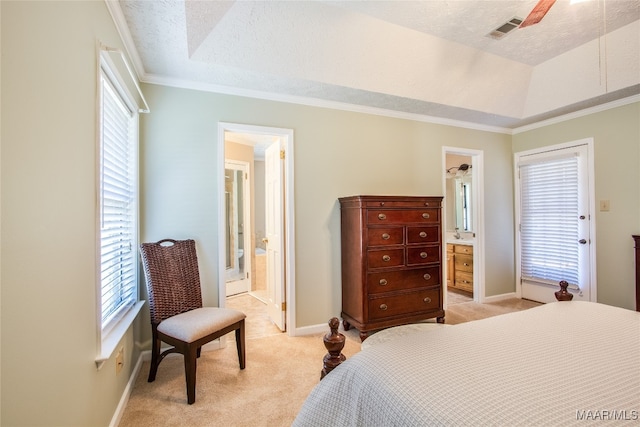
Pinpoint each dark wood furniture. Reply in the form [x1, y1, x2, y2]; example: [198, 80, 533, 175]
[634, 235, 640, 311]
[139, 239, 246, 404]
[322, 281, 576, 378]
[320, 317, 346, 379]
[339, 195, 445, 341]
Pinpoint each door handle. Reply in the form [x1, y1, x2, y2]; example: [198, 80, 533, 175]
[262, 238, 269, 244]
[579, 239, 587, 244]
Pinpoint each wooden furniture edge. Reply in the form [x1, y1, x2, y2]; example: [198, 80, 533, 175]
[320, 281, 574, 380]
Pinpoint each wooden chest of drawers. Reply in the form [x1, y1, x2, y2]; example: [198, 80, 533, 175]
[339, 195, 445, 340]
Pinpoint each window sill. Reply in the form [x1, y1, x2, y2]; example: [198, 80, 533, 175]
[95, 300, 145, 370]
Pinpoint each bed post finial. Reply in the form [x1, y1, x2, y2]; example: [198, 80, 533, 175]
[321, 317, 346, 380]
[555, 280, 574, 301]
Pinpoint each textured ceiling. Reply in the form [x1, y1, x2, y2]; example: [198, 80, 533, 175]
[113, 0, 640, 131]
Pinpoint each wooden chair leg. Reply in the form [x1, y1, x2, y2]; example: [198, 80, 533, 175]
[148, 330, 161, 382]
[184, 345, 198, 404]
[236, 319, 246, 370]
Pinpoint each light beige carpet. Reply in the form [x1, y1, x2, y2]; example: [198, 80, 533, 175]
[118, 296, 540, 427]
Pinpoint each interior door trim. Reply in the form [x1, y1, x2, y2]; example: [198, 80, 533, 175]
[217, 122, 296, 335]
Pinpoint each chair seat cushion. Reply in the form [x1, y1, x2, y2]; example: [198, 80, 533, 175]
[157, 307, 246, 343]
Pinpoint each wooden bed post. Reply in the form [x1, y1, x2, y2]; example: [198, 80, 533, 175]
[554, 280, 573, 301]
[321, 317, 346, 380]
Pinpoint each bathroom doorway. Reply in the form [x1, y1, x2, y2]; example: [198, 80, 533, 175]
[442, 147, 485, 305]
[218, 123, 295, 334]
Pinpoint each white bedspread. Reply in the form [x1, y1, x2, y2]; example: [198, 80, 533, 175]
[294, 302, 640, 426]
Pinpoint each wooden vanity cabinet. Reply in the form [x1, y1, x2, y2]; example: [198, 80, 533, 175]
[448, 243, 474, 293]
[339, 195, 445, 341]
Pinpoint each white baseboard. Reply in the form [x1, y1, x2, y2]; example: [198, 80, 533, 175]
[109, 338, 226, 426]
[294, 319, 347, 337]
[109, 351, 144, 427]
[481, 292, 518, 303]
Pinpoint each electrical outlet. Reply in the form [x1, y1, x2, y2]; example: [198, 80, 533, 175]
[115, 348, 124, 375]
[599, 200, 610, 212]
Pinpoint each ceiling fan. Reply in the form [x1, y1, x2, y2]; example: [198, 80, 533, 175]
[519, 0, 557, 28]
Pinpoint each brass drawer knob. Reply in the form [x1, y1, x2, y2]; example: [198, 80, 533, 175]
[423, 273, 431, 280]
[382, 255, 391, 262]
[423, 297, 431, 303]
[419, 231, 427, 238]
[379, 304, 388, 311]
[378, 213, 387, 220]
[382, 233, 390, 240]
[420, 252, 428, 259]
[379, 279, 388, 286]
[422, 213, 430, 219]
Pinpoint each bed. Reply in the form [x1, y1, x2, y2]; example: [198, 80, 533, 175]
[294, 294, 640, 426]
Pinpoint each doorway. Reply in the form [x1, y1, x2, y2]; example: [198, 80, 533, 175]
[515, 139, 596, 303]
[442, 147, 485, 306]
[217, 123, 295, 335]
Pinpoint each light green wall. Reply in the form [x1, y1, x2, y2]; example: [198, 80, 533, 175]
[139, 84, 515, 330]
[3, 1, 636, 426]
[1, 1, 142, 426]
[512, 102, 640, 309]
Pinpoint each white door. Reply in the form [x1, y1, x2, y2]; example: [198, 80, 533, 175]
[516, 142, 593, 303]
[264, 140, 286, 330]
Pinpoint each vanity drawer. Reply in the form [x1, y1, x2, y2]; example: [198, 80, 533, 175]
[367, 226, 404, 246]
[407, 225, 440, 244]
[367, 248, 405, 269]
[368, 288, 441, 321]
[454, 244, 473, 255]
[367, 266, 441, 294]
[454, 271, 473, 292]
[367, 208, 440, 225]
[407, 245, 440, 266]
[455, 253, 473, 272]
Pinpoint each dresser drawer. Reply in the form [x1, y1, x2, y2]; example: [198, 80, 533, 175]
[367, 248, 405, 269]
[367, 226, 404, 246]
[364, 199, 440, 208]
[367, 208, 440, 225]
[407, 225, 440, 244]
[367, 266, 441, 294]
[406, 245, 440, 266]
[454, 253, 473, 272]
[368, 288, 441, 321]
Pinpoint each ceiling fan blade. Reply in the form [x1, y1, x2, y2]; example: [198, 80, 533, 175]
[519, 0, 557, 28]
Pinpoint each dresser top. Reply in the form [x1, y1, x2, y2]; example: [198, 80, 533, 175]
[339, 195, 443, 208]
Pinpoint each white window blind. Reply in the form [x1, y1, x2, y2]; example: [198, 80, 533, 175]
[99, 70, 137, 333]
[519, 155, 579, 286]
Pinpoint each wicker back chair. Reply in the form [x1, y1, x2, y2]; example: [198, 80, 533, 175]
[139, 239, 246, 404]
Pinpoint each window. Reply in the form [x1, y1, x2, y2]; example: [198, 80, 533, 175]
[96, 54, 140, 365]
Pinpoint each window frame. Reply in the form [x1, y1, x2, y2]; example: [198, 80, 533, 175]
[95, 52, 144, 368]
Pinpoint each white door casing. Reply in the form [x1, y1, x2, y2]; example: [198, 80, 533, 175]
[515, 139, 596, 303]
[217, 122, 295, 336]
[442, 147, 485, 305]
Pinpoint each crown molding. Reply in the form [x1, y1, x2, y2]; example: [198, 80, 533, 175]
[141, 73, 513, 135]
[513, 95, 640, 134]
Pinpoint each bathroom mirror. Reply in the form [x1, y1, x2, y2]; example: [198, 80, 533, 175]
[454, 176, 472, 232]
[445, 159, 473, 232]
